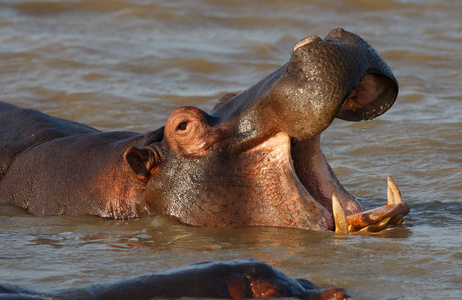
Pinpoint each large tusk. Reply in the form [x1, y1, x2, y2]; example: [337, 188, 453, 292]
[387, 176, 403, 205]
[332, 192, 349, 234]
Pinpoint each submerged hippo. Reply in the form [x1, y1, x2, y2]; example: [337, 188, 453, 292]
[0, 28, 409, 233]
[0, 259, 348, 300]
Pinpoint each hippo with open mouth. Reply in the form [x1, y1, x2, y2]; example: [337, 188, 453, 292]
[0, 28, 409, 234]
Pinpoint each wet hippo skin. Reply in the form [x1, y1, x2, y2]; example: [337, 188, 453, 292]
[0, 259, 348, 300]
[0, 28, 409, 233]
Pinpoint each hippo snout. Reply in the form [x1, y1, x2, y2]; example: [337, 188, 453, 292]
[211, 28, 398, 145]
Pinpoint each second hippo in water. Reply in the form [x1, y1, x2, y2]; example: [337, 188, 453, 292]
[0, 259, 348, 300]
[0, 28, 409, 233]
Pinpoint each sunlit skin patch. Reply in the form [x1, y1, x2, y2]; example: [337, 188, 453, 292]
[164, 106, 231, 158]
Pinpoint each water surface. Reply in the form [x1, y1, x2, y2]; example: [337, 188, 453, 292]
[0, 0, 461, 299]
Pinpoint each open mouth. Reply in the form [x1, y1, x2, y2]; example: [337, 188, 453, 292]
[243, 131, 410, 234]
[287, 90, 410, 234]
[235, 85, 410, 234]
[210, 73, 410, 234]
[207, 28, 409, 233]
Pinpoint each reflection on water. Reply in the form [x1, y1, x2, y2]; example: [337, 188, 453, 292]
[0, 0, 461, 299]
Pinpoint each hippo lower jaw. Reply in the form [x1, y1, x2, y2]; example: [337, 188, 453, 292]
[333, 177, 411, 234]
[242, 117, 410, 233]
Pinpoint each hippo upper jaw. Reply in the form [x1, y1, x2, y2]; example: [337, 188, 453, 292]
[211, 28, 398, 149]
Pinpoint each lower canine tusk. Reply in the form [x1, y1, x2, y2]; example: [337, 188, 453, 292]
[332, 193, 349, 234]
[387, 176, 403, 205]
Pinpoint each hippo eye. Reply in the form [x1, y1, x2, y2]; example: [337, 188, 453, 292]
[177, 122, 188, 131]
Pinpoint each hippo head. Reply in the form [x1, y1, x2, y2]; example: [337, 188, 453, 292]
[124, 29, 408, 232]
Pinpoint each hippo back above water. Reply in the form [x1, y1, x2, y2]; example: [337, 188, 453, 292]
[0, 29, 409, 233]
[0, 102, 99, 177]
[0, 259, 348, 299]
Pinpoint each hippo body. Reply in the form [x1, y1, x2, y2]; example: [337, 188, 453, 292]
[0, 101, 164, 218]
[0, 101, 98, 177]
[0, 29, 408, 232]
[0, 259, 348, 299]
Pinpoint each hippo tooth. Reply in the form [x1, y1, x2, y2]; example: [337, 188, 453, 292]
[387, 176, 403, 205]
[347, 97, 357, 111]
[332, 192, 349, 234]
[359, 217, 391, 232]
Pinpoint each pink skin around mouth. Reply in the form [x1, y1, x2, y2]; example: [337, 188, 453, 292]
[208, 91, 410, 233]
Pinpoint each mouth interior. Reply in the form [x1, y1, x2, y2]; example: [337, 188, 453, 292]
[290, 133, 363, 216]
[336, 74, 398, 122]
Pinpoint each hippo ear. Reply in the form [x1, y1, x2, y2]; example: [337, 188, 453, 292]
[212, 93, 237, 110]
[123, 146, 158, 183]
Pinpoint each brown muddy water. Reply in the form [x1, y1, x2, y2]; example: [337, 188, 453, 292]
[0, 0, 461, 299]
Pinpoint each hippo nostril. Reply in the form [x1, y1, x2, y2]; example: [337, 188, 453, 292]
[177, 122, 188, 131]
